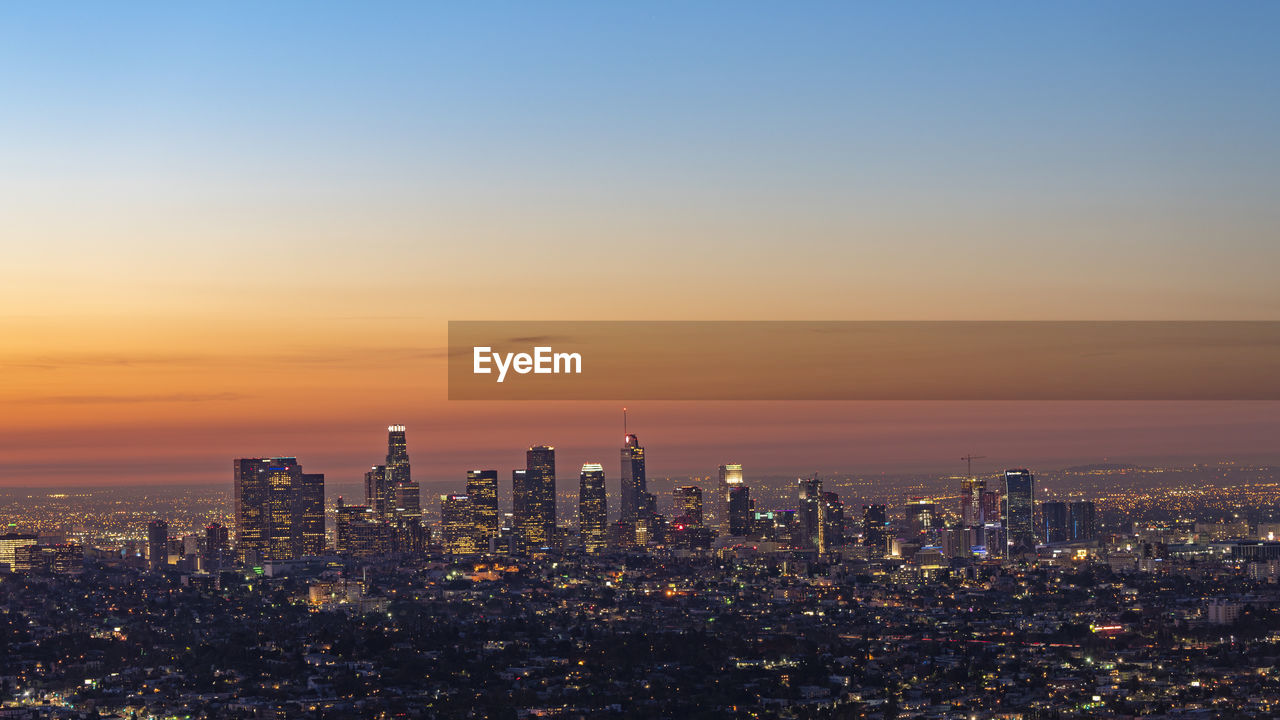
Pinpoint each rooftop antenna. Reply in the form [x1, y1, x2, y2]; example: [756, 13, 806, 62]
[623, 407, 628, 437]
[961, 454, 986, 479]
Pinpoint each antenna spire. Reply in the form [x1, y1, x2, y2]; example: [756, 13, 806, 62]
[623, 407, 628, 437]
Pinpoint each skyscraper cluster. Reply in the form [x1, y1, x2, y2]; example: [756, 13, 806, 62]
[228, 423, 1099, 564]
[233, 457, 324, 564]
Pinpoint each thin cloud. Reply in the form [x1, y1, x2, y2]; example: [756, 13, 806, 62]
[21, 392, 247, 405]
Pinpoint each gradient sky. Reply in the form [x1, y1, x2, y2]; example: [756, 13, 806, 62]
[2, 2, 1279, 488]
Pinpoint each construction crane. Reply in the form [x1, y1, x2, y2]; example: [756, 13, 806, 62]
[961, 454, 986, 479]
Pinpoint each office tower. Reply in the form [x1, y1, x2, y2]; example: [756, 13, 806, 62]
[511, 469, 530, 549]
[1069, 501, 1097, 541]
[750, 509, 799, 545]
[47, 544, 83, 574]
[1042, 501, 1069, 544]
[335, 499, 391, 557]
[718, 463, 744, 535]
[394, 517, 430, 553]
[820, 491, 845, 549]
[204, 523, 229, 567]
[797, 475, 822, 546]
[1003, 469, 1036, 555]
[960, 476, 986, 527]
[727, 484, 753, 537]
[579, 463, 608, 553]
[637, 490, 659, 545]
[620, 433, 646, 523]
[298, 470, 325, 555]
[673, 485, 704, 527]
[862, 504, 888, 553]
[467, 470, 500, 548]
[905, 499, 940, 537]
[516, 446, 556, 547]
[943, 525, 971, 558]
[364, 464, 390, 519]
[386, 425, 419, 517]
[980, 489, 1002, 525]
[147, 519, 168, 571]
[233, 457, 325, 563]
[0, 533, 38, 570]
[440, 494, 476, 554]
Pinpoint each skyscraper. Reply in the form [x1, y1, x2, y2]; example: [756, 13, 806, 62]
[364, 464, 390, 519]
[1042, 501, 1069, 544]
[1003, 469, 1036, 555]
[728, 484, 753, 537]
[335, 499, 391, 558]
[960, 476, 986, 527]
[467, 470, 500, 549]
[797, 475, 822, 546]
[820, 491, 845, 550]
[147, 519, 168, 571]
[862, 504, 888, 553]
[298, 470, 325, 556]
[906, 499, 940, 537]
[673, 485, 704, 527]
[579, 463, 607, 554]
[204, 522, 229, 568]
[1069, 500, 1097, 541]
[386, 425, 419, 518]
[440, 494, 476, 554]
[620, 433, 646, 523]
[522, 446, 556, 547]
[234, 457, 325, 563]
[512, 469, 530, 549]
[718, 463, 744, 536]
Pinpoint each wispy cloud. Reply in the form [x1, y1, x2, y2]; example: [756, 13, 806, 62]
[21, 392, 247, 405]
[2, 346, 451, 371]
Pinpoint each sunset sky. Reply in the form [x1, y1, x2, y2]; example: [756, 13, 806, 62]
[2, 2, 1279, 487]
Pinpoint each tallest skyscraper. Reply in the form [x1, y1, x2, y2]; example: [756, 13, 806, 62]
[386, 425, 419, 517]
[619, 433, 647, 523]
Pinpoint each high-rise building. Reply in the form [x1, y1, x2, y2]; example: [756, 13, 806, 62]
[727, 484, 753, 537]
[335, 498, 391, 557]
[1069, 500, 1097, 541]
[1042, 501, 1069, 544]
[517, 446, 556, 547]
[204, 523, 229, 567]
[579, 463, 608, 553]
[980, 488, 1002, 525]
[637, 490, 659, 545]
[0, 533, 38, 571]
[147, 519, 169, 571]
[673, 485, 704, 527]
[364, 464, 390, 519]
[386, 425, 419, 518]
[512, 469, 530, 549]
[467, 470, 500, 549]
[1003, 469, 1036, 555]
[620, 434, 646, 523]
[906, 499, 940, 537]
[797, 475, 822, 546]
[862, 504, 888, 553]
[440, 494, 476, 554]
[820, 491, 845, 550]
[960, 476, 986, 527]
[298, 470, 325, 556]
[233, 457, 325, 563]
[718, 463, 744, 536]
